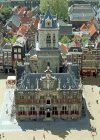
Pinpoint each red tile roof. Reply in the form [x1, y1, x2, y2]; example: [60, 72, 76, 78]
[17, 25, 28, 36]
[33, 17, 39, 30]
[27, 10, 32, 17]
[80, 24, 88, 30]
[88, 24, 97, 37]
[17, 7, 26, 17]
[21, 16, 30, 24]
[60, 44, 68, 54]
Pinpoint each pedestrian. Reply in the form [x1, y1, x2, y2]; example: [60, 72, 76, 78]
[6, 109, 8, 114]
[43, 133, 45, 139]
[0, 134, 1, 139]
[96, 100, 98, 104]
[33, 136, 35, 140]
[2, 133, 4, 138]
[92, 87, 93, 92]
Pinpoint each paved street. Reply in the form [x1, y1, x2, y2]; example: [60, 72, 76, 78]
[0, 79, 100, 140]
[0, 80, 6, 107]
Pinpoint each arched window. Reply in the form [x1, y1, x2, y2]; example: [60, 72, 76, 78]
[46, 33, 51, 47]
[47, 62, 50, 66]
[53, 34, 55, 43]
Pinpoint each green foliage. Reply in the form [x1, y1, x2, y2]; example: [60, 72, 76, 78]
[4, 36, 16, 43]
[60, 35, 70, 44]
[81, 35, 88, 43]
[40, 0, 68, 19]
[72, 36, 81, 42]
[0, 7, 12, 23]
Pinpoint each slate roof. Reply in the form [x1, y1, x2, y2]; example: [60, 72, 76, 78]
[39, 10, 58, 28]
[58, 20, 72, 35]
[6, 14, 21, 28]
[16, 64, 80, 90]
[17, 25, 28, 36]
[2, 43, 12, 50]
[69, 4, 96, 21]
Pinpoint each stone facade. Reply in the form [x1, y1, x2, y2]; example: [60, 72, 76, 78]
[14, 9, 83, 121]
[15, 66, 82, 121]
[81, 47, 100, 76]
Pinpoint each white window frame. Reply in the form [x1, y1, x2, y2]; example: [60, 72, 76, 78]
[14, 49, 17, 52]
[14, 54, 17, 59]
[73, 49, 78, 52]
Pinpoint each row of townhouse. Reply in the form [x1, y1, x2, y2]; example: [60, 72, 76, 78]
[0, 5, 39, 73]
[0, 36, 26, 73]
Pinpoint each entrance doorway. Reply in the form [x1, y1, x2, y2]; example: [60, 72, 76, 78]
[46, 112, 50, 118]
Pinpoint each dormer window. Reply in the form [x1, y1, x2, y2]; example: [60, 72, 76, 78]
[73, 49, 78, 52]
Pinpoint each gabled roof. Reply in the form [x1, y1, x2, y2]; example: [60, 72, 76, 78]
[58, 20, 72, 35]
[69, 4, 96, 21]
[80, 24, 88, 30]
[44, 10, 53, 20]
[20, 16, 30, 24]
[6, 14, 21, 28]
[60, 44, 68, 54]
[89, 24, 97, 37]
[17, 25, 28, 36]
[17, 7, 26, 17]
[3, 43, 12, 50]
[33, 17, 39, 30]
[16, 65, 80, 90]
[39, 9, 58, 28]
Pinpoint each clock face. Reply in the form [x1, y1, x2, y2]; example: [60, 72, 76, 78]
[46, 20, 51, 27]
[47, 21, 50, 26]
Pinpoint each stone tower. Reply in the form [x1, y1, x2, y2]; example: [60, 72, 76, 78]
[35, 9, 60, 73]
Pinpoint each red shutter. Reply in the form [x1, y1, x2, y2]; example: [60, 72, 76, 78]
[23, 111, 26, 115]
[28, 111, 30, 116]
[28, 100, 31, 104]
[18, 111, 20, 116]
[17, 100, 20, 104]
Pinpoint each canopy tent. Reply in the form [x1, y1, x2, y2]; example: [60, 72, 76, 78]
[6, 76, 16, 88]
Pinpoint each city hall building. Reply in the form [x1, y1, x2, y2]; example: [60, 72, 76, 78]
[14, 9, 83, 121]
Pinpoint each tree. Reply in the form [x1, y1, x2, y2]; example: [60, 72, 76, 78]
[0, 7, 12, 22]
[81, 35, 88, 44]
[40, 0, 68, 20]
[4, 36, 16, 43]
[60, 35, 70, 44]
